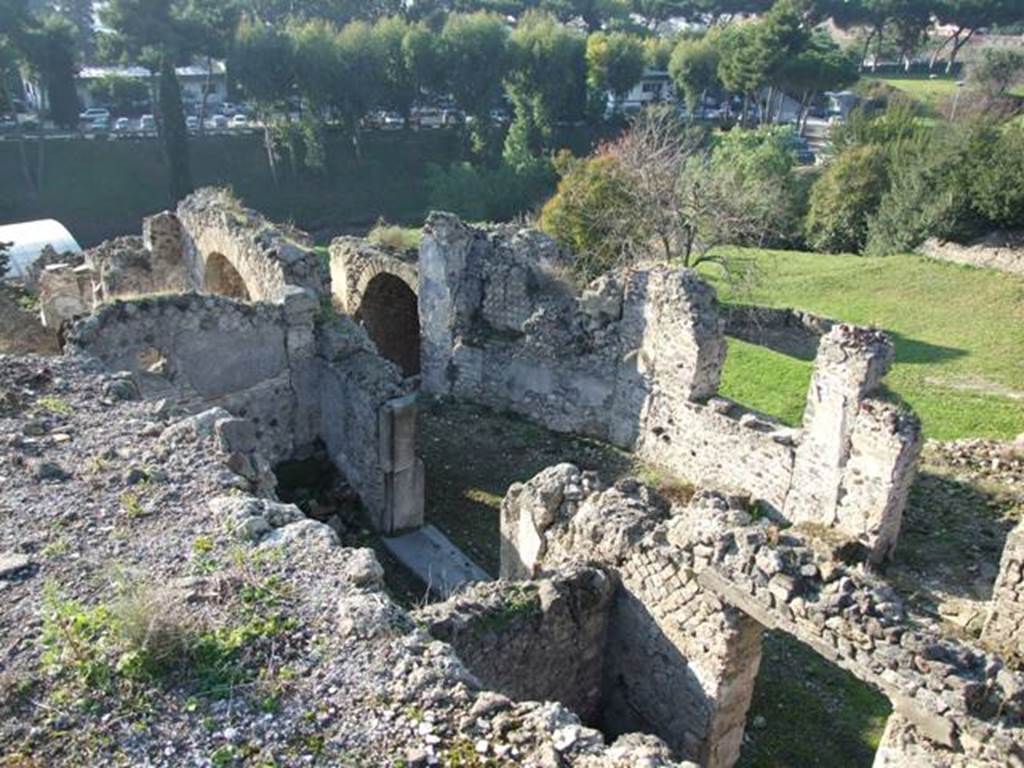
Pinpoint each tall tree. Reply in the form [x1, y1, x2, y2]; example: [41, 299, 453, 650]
[440, 11, 510, 153]
[101, 0, 196, 201]
[233, 16, 295, 181]
[776, 32, 858, 132]
[23, 14, 80, 129]
[933, 0, 1022, 73]
[586, 31, 646, 110]
[505, 11, 586, 164]
[669, 33, 720, 118]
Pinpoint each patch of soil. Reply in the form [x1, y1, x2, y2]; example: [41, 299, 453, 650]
[0, 286, 59, 356]
[418, 397, 641, 576]
[886, 439, 1024, 637]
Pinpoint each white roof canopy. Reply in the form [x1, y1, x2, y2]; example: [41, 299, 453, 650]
[0, 219, 81, 280]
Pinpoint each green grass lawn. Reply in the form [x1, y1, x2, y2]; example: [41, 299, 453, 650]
[701, 248, 1024, 441]
[862, 73, 1024, 114]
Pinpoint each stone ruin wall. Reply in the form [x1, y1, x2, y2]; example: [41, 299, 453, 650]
[496, 464, 1024, 768]
[60, 188, 423, 534]
[416, 213, 923, 564]
[414, 566, 614, 726]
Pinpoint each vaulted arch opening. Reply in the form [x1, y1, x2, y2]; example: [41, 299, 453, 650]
[356, 273, 420, 377]
[204, 252, 251, 300]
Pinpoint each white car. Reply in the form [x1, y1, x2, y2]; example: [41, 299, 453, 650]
[381, 112, 404, 130]
[114, 117, 131, 132]
[79, 107, 110, 123]
[139, 114, 156, 131]
[229, 114, 248, 128]
[186, 116, 200, 131]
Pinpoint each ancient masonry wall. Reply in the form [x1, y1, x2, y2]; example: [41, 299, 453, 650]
[418, 213, 922, 560]
[500, 464, 1024, 768]
[64, 189, 425, 533]
[982, 520, 1024, 663]
[414, 566, 614, 725]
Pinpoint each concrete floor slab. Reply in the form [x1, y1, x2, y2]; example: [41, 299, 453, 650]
[383, 524, 491, 598]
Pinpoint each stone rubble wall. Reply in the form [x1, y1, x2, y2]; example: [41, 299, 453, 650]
[66, 289, 421, 533]
[328, 237, 419, 315]
[414, 566, 614, 726]
[723, 303, 835, 359]
[923, 234, 1024, 277]
[501, 464, 1024, 768]
[419, 213, 921, 558]
[982, 520, 1024, 664]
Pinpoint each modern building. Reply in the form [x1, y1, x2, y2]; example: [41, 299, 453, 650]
[22, 60, 228, 114]
[606, 68, 676, 113]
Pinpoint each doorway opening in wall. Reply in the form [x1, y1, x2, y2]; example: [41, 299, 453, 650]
[356, 273, 420, 377]
[204, 252, 251, 300]
[272, 445, 427, 605]
[736, 630, 891, 768]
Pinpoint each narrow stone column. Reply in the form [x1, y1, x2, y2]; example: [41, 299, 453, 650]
[379, 393, 425, 533]
[784, 325, 894, 526]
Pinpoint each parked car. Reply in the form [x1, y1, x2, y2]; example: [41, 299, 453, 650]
[79, 107, 110, 123]
[114, 117, 131, 132]
[381, 112, 405, 130]
[220, 101, 238, 116]
[489, 108, 510, 125]
[0, 114, 17, 131]
[413, 107, 444, 130]
[139, 114, 156, 132]
[229, 114, 248, 129]
[442, 109, 465, 128]
[210, 114, 229, 129]
[185, 115, 200, 131]
[88, 117, 110, 133]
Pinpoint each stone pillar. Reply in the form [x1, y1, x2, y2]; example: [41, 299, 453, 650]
[38, 263, 93, 329]
[418, 212, 481, 395]
[982, 521, 1024, 660]
[784, 325, 894, 527]
[834, 401, 922, 563]
[378, 393, 425, 533]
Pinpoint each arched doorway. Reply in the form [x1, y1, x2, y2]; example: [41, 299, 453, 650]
[204, 252, 251, 300]
[356, 273, 421, 377]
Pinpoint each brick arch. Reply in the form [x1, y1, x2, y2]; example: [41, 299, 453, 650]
[355, 271, 421, 377]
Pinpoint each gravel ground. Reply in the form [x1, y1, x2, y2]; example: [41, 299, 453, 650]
[0, 354, 682, 768]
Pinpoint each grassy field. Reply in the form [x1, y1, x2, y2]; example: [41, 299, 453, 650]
[701, 248, 1024, 441]
[0, 131, 462, 247]
[862, 72, 1024, 114]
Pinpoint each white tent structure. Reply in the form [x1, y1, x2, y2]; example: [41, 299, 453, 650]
[0, 219, 81, 280]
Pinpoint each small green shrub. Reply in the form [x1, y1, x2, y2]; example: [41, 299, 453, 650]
[35, 395, 72, 416]
[367, 220, 422, 252]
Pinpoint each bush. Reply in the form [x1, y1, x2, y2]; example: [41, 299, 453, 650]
[367, 220, 421, 251]
[426, 156, 555, 222]
[971, 122, 1024, 230]
[865, 125, 993, 256]
[805, 144, 889, 254]
[539, 151, 636, 280]
[710, 125, 805, 247]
